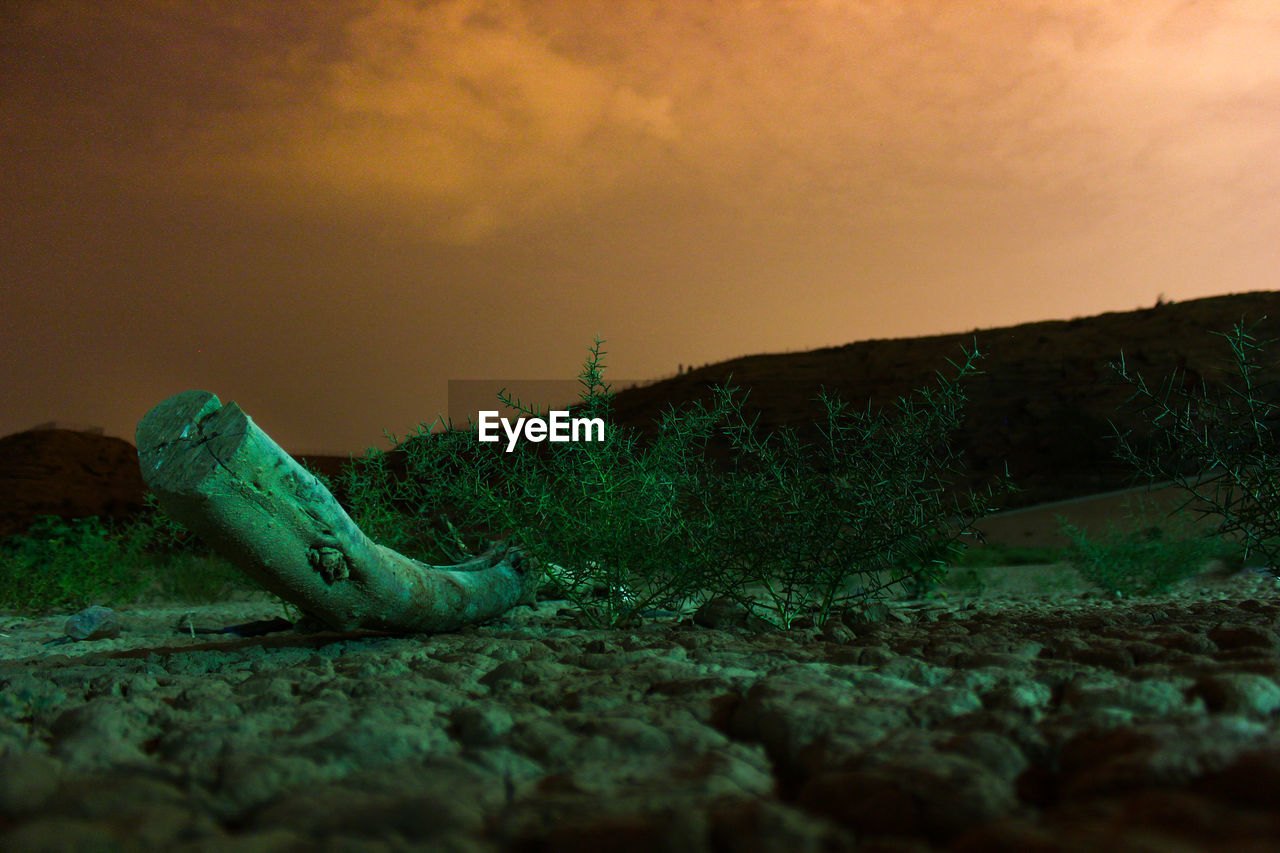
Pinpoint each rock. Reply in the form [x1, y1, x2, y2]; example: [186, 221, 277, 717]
[0, 427, 146, 542]
[62, 606, 121, 641]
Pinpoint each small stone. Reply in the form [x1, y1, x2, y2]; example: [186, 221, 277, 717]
[63, 606, 121, 641]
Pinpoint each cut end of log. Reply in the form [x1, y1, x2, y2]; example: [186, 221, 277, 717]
[137, 390, 251, 493]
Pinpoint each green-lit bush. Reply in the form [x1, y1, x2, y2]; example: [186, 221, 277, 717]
[0, 497, 266, 615]
[0, 515, 154, 614]
[1058, 506, 1233, 598]
[1110, 317, 1280, 573]
[2, 337, 1014, 628]
[329, 335, 1015, 629]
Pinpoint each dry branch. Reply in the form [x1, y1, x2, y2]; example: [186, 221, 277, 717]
[136, 390, 538, 632]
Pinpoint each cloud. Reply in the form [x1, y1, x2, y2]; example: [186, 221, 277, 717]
[230, 0, 681, 242]
[3, 0, 680, 244]
[6, 0, 1280, 246]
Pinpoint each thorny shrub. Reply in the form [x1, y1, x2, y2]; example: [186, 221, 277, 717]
[329, 335, 1015, 629]
[1109, 317, 1280, 575]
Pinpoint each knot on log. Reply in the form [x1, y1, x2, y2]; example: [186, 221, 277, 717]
[308, 546, 350, 584]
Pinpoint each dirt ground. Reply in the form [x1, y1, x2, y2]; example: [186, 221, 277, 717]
[4, 481, 1280, 852]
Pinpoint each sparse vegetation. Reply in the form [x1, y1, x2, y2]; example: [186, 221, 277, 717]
[0, 515, 154, 614]
[0, 507, 267, 616]
[1109, 317, 1280, 573]
[947, 541, 1064, 568]
[1036, 317, 1280, 602]
[323, 335, 1014, 629]
[0, 516, 147, 614]
[1058, 504, 1235, 599]
[10, 318, 1280, 626]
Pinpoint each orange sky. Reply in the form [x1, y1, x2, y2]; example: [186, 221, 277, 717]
[4, 1, 1279, 456]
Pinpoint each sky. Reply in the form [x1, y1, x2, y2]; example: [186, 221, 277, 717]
[4, 0, 1280, 457]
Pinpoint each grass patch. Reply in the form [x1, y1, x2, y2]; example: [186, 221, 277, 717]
[1057, 496, 1246, 598]
[1059, 517, 1228, 599]
[0, 507, 265, 617]
[947, 542, 1066, 568]
[0, 515, 154, 615]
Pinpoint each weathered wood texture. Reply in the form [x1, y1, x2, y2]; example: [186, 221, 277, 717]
[136, 390, 538, 632]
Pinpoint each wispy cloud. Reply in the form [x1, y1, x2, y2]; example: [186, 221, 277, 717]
[7, 0, 1278, 245]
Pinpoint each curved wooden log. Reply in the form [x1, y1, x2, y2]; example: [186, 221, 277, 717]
[136, 390, 539, 633]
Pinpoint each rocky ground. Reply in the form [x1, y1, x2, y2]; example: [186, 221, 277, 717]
[3, 564, 1280, 852]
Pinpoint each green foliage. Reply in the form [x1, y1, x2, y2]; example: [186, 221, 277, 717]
[20, 320, 1280, 626]
[0, 497, 264, 616]
[650, 343, 1013, 624]
[330, 335, 736, 627]
[330, 335, 1015, 629]
[1058, 505, 1233, 598]
[302, 450, 480, 567]
[132, 551, 257, 606]
[1, 337, 1014, 629]
[947, 541, 1066, 568]
[1109, 317, 1280, 572]
[0, 515, 154, 614]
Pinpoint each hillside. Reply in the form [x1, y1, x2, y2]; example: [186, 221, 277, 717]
[4, 290, 1280, 543]
[368, 290, 1280, 516]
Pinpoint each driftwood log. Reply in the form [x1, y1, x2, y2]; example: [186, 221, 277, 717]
[136, 390, 540, 633]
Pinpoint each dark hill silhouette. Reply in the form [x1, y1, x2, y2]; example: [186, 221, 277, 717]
[4, 290, 1280, 546]
[379, 290, 1280, 516]
[0, 427, 148, 541]
[562, 290, 1280, 510]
